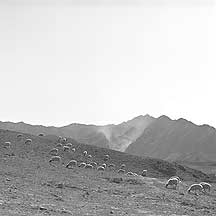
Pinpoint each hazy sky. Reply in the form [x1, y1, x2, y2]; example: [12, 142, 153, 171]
[0, 0, 216, 127]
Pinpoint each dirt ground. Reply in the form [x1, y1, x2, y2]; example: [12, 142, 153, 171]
[0, 155, 216, 216]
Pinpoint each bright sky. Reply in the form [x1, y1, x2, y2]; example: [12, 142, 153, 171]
[0, 0, 216, 127]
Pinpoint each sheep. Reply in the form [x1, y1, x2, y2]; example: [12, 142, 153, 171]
[104, 154, 110, 161]
[49, 148, 58, 156]
[97, 166, 105, 171]
[17, 134, 22, 138]
[63, 146, 70, 152]
[133, 173, 139, 177]
[187, 183, 204, 194]
[108, 163, 115, 168]
[126, 171, 134, 176]
[66, 143, 73, 148]
[165, 178, 180, 189]
[85, 164, 93, 169]
[71, 148, 76, 153]
[78, 162, 86, 168]
[62, 138, 67, 144]
[170, 176, 181, 181]
[120, 164, 126, 169]
[200, 182, 211, 193]
[4, 141, 11, 148]
[25, 139, 32, 144]
[66, 160, 77, 168]
[56, 143, 63, 148]
[90, 162, 97, 167]
[141, 170, 147, 177]
[58, 136, 62, 142]
[101, 163, 107, 168]
[49, 156, 61, 163]
[87, 155, 92, 159]
[38, 133, 44, 136]
[83, 151, 88, 156]
[117, 169, 125, 174]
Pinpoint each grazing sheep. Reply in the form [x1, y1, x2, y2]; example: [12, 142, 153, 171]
[141, 170, 147, 177]
[83, 151, 88, 156]
[133, 173, 139, 177]
[49, 156, 61, 163]
[4, 142, 11, 148]
[62, 138, 67, 144]
[170, 176, 181, 181]
[120, 164, 126, 169]
[117, 169, 125, 174]
[38, 133, 44, 136]
[108, 163, 115, 168]
[90, 162, 97, 167]
[17, 134, 22, 138]
[56, 143, 63, 148]
[71, 148, 76, 152]
[49, 148, 58, 156]
[25, 139, 32, 144]
[126, 171, 134, 176]
[63, 146, 70, 152]
[66, 143, 73, 148]
[78, 162, 86, 168]
[87, 154, 92, 159]
[66, 160, 77, 168]
[97, 166, 105, 171]
[104, 154, 110, 161]
[101, 163, 107, 168]
[85, 164, 93, 169]
[200, 182, 211, 193]
[165, 178, 180, 189]
[187, 183, 204, 194]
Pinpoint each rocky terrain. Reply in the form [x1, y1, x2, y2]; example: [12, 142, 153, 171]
[0, 129, 216, 215]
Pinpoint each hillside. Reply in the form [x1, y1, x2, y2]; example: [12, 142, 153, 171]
[125, 116, 216, 162]
[0, 114, 154, 151]
[1, 114, 216, 163]
[0, 129, 216, 216]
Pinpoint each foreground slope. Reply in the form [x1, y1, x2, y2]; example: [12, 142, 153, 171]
[0, 130, 216, 215]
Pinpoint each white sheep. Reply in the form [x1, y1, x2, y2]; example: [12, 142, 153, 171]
[108, 163, 115, 168]
[85, 164, 93, 169]
[63, 146, 70, 152]
[120, 164, 126, 169]
[200, 182, 211, 193]
[71, 148, 76, 152]
[90, 162, 97, 167]
[165, 178, 180, 189]
[133, 173, 139, 177]
[66, 143, 73, 148]
[141, 170, 147, 177]
[97, 166, 105, 171]
[87, 154, 92, 159]
[49, 156, 61, 163]
[101, 163, 107, 168]
[56, 143, 63, 148]
[78, 162, 86, 168]
[117, 169, 125, 174]
[83, 151, 88, 156]
[187, 183, 204, 194]
[104, 154, 110, 161]
[17, 134, 22, 138]
[49, 148, 58, 156]
[126, 171, 134, 176]
[66, 160, 77, 168]
[4, 141, 11, 148]
[25, 139, 32, 144]
[170, 176, 181, 181]
[38, 133, 44, 136]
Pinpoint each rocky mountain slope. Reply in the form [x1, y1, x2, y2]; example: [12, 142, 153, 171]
[125, 115, 216, 162]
